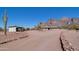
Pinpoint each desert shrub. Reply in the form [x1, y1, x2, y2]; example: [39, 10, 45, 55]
[36, 25, 42, 30]
[26, 28, 30, 30]
[68, 24, 79, 30]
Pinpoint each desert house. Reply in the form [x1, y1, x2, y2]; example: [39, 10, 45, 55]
[8, 26, 25, 32]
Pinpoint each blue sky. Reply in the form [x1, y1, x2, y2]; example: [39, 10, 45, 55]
[0, 7, 79, 28]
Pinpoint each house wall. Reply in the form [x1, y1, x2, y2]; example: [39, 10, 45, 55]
[8, 27, 16, 32]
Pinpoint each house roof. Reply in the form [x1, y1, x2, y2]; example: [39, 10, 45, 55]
[8, 26, 25, 29]
[8, 26, 18, 28]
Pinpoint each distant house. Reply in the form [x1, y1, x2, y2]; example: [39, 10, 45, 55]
[8, 26, 25, 32]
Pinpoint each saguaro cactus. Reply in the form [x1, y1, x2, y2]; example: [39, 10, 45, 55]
[3, 9, 8, 35]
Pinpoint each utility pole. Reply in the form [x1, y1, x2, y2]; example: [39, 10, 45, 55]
[3, 9, 8, 35]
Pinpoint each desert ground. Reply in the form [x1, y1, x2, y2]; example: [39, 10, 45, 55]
[0, 29, 79, 51]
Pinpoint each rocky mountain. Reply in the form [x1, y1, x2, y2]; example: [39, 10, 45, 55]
[37, 17, 79, 28]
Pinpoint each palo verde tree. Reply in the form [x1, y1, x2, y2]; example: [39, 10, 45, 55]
[2, 9, 8, 35]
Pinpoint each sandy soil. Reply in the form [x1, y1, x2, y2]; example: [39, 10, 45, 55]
[0, 29, 79, 51]
[62, 30, 79, 50]
[0, 29, 62, 51]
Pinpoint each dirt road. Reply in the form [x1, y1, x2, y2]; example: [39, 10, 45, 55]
[0, 29, 62, 51]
